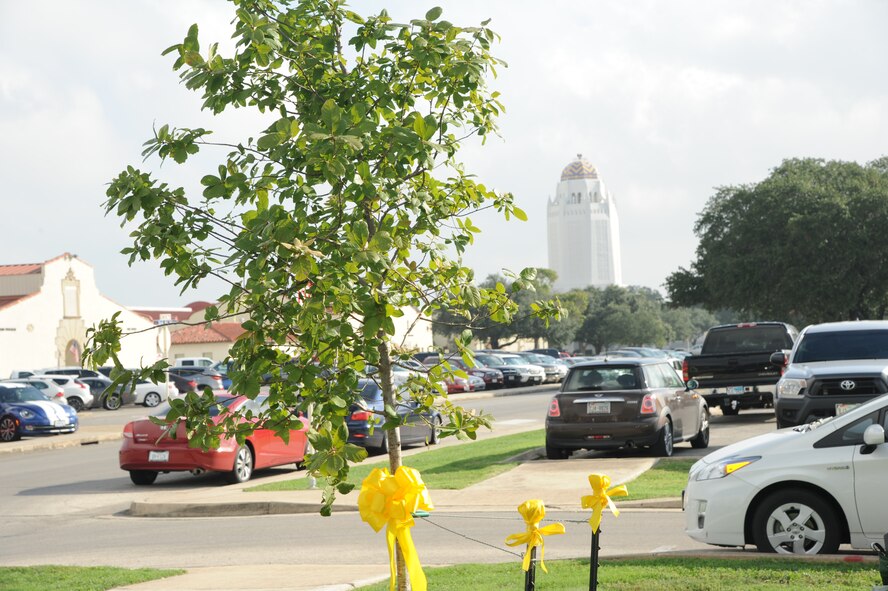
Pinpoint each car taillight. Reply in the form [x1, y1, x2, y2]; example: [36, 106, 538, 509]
[79, 382, 89, 389]
[682, 358, 689, 382]
[122, 423, 134, 438]
[547, 398, 561, 417]
[640, 394, 656, 415]
[351, 411, 372, 421]
[209, 374, 222, 380]
[55, 392, 64, 398]
[188, 381, 197, 389]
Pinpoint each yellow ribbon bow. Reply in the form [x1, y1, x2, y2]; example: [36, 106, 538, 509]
[504, 499, 566, 573]
[581, 473, 628, 534]
[358, 466, 434, 591]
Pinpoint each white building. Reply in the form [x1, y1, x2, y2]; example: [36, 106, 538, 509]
[0, 253, 160, 376]
[547, 154, 623, 292]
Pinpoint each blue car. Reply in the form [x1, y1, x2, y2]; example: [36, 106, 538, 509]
[346, 379, 441, 453]
[0, 383, 78, 442]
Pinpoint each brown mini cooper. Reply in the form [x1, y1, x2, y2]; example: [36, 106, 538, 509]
[545, 358, 709, 458]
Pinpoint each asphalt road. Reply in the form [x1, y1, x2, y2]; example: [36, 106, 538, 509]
[0, 388, 777, 568]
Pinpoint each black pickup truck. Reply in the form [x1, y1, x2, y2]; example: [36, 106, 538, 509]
[682, 322, 798, 416]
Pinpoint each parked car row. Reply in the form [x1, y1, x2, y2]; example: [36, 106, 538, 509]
[0, 382, 79, 442]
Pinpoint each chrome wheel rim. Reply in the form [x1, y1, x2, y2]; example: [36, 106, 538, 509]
[145, 393, 161, 407]
[766, 502, 827, 554]
[234, 446, 252, 482]
[0, 417, 15, 441]
[664, 422, 673, 455]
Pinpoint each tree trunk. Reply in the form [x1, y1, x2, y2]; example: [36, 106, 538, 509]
[377, 337, 408, 590]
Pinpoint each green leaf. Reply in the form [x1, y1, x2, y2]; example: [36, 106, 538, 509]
[425, 7, 443, 21]
[257, 134, 281, 150]
[512, 207, 528, 221]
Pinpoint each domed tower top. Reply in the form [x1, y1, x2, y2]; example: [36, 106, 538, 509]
[560, 154, 599, 181]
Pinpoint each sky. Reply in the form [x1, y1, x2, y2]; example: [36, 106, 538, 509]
[2, 0, 887, 307]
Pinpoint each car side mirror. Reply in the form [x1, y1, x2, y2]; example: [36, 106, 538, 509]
[686, 379, 699, 391]
[769, 351, 786, 365]
[861, 424, 886, 455]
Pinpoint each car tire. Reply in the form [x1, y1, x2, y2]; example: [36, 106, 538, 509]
[129, 470, 158, 486]
[103, 394, 122, 411]
[545, 438, 570, 460]
[226, 444, 254, 484]
[690, 409, 710, 449]
[67, 397, 84, 412]
[426, 416, 441, 446]
[651, 419, 674, 457]
[752, 489, 841, 555]
[374, 432, 390, 455]
[720, 404, 739, 416]
[295, 441, 309, 470]
[0, 415, 20, 442]
[143, 392, 162, 408]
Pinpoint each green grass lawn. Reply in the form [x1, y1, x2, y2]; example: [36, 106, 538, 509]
[248, 429, 545, 492]
[621, 458, 694, 500]
[0, 566, 184, 591]
[354, 557, 879, 590]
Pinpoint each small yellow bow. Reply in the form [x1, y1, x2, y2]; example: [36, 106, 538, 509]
[358, 466, 434, 591]
[581, 473, 628, 534]
[504, 499, 565, 573]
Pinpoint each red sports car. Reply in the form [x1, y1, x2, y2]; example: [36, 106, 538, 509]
[119, 394, 308, 485]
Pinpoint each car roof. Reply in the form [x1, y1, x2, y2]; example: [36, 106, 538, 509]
[570, 358, 665, 368]
[803, 320, 888, 334]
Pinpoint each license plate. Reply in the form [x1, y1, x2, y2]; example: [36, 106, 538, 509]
[149, 451, 169, 462]
[587, 402, 611, 414]
[835, 403, 859, 416]
[727, 386, 745, 395]
[53, 420, 67, 427]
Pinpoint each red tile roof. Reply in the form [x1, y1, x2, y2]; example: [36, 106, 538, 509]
[0, 295, 27, 311]
[171, 322, 247, 344]
[0, 264, 41, 276]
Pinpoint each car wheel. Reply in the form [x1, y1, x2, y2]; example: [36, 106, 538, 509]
[690, 409, 710, 449]
[129, 470, 158, 485]
[752, 490, 841, 555]
[374, 432, 390, 455]
[651, 419, 674, 457]
[0, 415, 20, 442]
[143, 392, 162, 408]
[295, 441, 309, 470]
[426, 416, 442, 446]
[720, 404, 739, 416]
[226, 444, 254, 484]
[545, 438, 570, 460]
[67, 397, 84, 412]
[103, 394, 122, 411]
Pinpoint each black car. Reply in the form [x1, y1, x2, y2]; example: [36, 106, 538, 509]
[545, 359, 709, 459]
[346, 380, 440, 453]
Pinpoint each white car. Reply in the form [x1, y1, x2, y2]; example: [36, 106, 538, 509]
[684, 392, 888, 554]
[128, 378, 176, 407]
[31, 375, 94, 412]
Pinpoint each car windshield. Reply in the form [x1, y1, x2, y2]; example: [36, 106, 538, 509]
[794, 330, 888, 363]
[0, 385, 47, 403]
[565, 366, 640, 391]
[474, 353, 503, 366]
[499, 356, 525, 366]
[703, 325, 792, 354]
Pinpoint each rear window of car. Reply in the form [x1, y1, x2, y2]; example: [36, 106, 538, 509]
[794, 330, 888, 363]
[702, 325, 792, 355]
[565, 366, 640, 391]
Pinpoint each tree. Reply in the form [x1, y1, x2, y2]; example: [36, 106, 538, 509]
[90, 0, 561, 531]
[666, 157, 888, 324]
[577, 285, 668, 352]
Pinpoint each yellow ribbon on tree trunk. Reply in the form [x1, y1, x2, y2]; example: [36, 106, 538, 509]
[581, 473, 628, 534]
[504, 499, 565, 573]
[358, 466, 433, 591]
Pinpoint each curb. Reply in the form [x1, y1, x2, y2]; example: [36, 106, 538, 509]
[127, 500, 358, 518]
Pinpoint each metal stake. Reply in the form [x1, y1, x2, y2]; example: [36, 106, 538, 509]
[524, 546, 537, 591]
[589, 529, 600, 591]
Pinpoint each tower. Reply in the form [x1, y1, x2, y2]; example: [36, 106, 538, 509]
[547, 154, 623, 292]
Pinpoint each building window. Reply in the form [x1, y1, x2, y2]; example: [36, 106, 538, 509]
[62, 271, 81, 318]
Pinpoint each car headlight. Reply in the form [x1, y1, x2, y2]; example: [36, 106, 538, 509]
[777, 378, 807, 398]
[15, 408, 34, 419]
[695, 456, 760, 481]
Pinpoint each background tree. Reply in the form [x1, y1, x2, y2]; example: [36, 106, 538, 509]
[577, 285, 668, 353]
[90, 0, 561, 532]
[666, 157, 888, 324]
